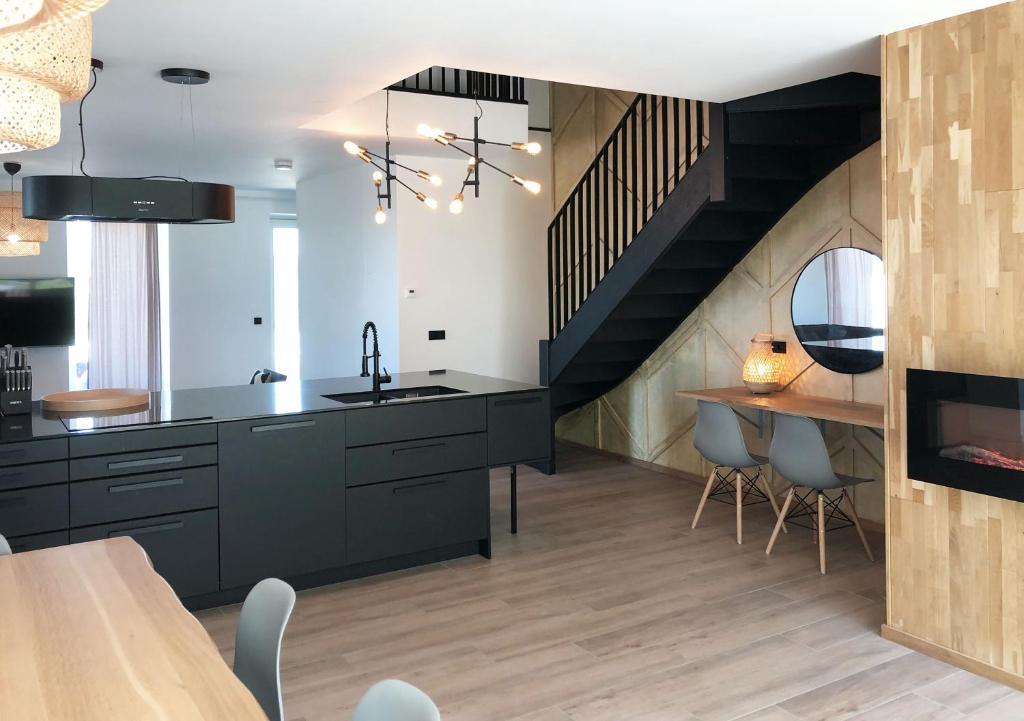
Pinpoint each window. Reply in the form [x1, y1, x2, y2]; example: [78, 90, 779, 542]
[272, 218, 300, 380]
[67, 223, 171, 391]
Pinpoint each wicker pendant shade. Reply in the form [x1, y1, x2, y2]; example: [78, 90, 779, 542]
[0, 74, 60, 152]
[0, 237, 39, 255]
[0, 14, 91, 99]
[0, 188, 45, 256]
[742, 333, 785, 394]
[0, 0, 106, 33]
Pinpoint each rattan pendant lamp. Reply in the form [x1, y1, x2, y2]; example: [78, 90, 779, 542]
[0, 0, 104, 153]
[0, 0, 107, 33]
[0, 161, 46, 256]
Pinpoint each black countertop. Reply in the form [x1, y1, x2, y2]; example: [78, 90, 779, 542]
[0, 370, 545, 444]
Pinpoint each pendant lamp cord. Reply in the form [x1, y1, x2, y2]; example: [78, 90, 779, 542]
[77, 66, 98, 177]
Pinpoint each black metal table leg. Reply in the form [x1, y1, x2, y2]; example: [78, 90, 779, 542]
[510, 464, 518, 534]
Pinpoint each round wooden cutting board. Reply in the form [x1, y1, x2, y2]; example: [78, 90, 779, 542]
[41, 388, 151, 413]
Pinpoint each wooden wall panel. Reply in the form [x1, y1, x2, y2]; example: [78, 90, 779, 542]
[884, 0, 1024, 685]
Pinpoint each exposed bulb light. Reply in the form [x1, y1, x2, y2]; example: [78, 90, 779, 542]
[413, 192, 438, 210]
[467, 157, 477, 167]
[449, 193, 464, 215]
[416, 123, 436, 138]
[343, 140, 361, 155]
[511, 175, 542, 194]
[372, 170, 384, 186]
[374, 207, 387, 224]
[416, 169, 442, 186]
[511, 141, 543, 155]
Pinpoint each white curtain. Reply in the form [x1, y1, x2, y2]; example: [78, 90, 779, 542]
[88, 224, 162, 390]
[825, 249, 873, 350]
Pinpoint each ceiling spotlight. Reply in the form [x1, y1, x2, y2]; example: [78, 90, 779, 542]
[274, 159, 293, 171]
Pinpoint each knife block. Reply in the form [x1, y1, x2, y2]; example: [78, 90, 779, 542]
[1, 388, 31, 415]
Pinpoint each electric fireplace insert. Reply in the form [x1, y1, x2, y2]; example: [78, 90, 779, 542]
[907, 368, 1024, 503]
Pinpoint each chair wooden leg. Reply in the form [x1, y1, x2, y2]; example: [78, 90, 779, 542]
[817, 492, 827, 575]
[844, 489, 875, 562]
[735, 469, 743, 545]
[691, 467, 718, 529]
[766, 487, 794, 556]
[758, 469, 787, 534]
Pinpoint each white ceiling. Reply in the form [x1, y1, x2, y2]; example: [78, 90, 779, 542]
[6, 0, 1006, 191]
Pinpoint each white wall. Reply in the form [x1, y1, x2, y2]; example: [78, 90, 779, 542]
[395, 130, 551, 384]
[297, 165, 399, 381]
[0, 223, 69, 399]
[169, 191, 294, 390]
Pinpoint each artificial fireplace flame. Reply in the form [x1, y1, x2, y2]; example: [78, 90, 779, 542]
[939, 444, 1024, 472]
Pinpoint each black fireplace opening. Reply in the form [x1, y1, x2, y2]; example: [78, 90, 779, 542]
[907, 368, 1024, 503]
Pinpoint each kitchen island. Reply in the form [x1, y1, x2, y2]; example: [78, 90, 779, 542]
[0, 370, 550, 608]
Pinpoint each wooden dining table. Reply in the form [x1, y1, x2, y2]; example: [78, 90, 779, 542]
[0, 537, 267, 720]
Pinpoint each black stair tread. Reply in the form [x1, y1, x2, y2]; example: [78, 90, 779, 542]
[573, 340, 658, 364]
[714, 178, 808, 213]
[728, 145, 810, 181]
[591, 318, 680, 344]
[611, 294, 702, 320]
[729, 109, 863, 147]
[634, 269, 712, 295]
[558, 361, 638, 385]
[657, 240, 750, 270]
[679, 210, 770, 242]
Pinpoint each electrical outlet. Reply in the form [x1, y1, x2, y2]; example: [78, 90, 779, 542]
[253, 317, 263, 325]
[428, 330, 445, 340]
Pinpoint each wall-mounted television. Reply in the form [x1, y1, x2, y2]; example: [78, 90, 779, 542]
[0, 278, 75, 347]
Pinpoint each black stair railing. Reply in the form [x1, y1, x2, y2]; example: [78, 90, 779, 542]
[389, 67, 527, 104]
[547, 94, 712, 340]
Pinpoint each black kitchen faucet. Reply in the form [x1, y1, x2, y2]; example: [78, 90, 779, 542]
[360, 321, 392, 393]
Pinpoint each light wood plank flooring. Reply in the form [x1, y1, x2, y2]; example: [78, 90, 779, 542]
[197, 444, 1022, 721]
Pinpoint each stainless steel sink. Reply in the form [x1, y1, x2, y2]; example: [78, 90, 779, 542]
[322, 386, 466, 405]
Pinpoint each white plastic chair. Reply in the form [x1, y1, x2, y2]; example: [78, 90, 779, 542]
[0, 533, 10, 556]
[352, 680, 441, 721]
[233, 578, 296, 721]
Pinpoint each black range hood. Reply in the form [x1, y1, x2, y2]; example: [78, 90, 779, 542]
[21, 175, 235, 224]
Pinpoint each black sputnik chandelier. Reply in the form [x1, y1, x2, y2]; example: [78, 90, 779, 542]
[343, 90, 442, 224]
[416, 98, 542, 214]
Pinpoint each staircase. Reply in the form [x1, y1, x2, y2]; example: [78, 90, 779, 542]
[540, 72, 880, 429]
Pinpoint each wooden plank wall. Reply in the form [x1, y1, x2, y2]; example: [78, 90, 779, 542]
[883, 0, 1024, 686]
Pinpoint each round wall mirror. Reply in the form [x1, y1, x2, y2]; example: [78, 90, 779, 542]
[790, 247, 885, 374]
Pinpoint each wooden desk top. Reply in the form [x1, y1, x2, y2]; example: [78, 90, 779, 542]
[675, 386, 884, 430]
[0, 538, 267, 721]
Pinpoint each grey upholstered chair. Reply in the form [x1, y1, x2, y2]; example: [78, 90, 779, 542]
[233, 578, 296, 721]
[0, 533, 10, 556]
[352, 680, 441, 721]
[765, 412, 875, 574]
[692, 400, 785, 544]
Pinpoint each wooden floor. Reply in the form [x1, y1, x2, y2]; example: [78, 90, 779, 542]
[197, 444, 1023, 721]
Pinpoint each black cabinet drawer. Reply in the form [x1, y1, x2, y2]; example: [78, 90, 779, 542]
[70, 509, 219, 598]
[0, 438, 68, 468]
[70, 444, 217, 481]
[346, 397, 486, 447]
[0, 484, 68, 536]
[69, 424, 217, 458]
[346, 432, 487, 487]
[70, 466, 218, 527]
[487, 392, 551, 465]
[0, 460, 68, 492]
[219, 412, 347, 589]
[347, 468, 489, 564]
[5, 530, 69, 553]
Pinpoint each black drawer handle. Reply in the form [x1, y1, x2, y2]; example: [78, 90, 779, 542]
[0, 495, 27, 508]
[251, 420, 316, 433]
[0, 448, 26, 461]
[392, 442, 446, 456]
[494, 396, 542, 407]
[393, 479, 448, 494]
[108, 455, 184, 471]
[108, 521, 184, 538]
[109, 477, 185, 494]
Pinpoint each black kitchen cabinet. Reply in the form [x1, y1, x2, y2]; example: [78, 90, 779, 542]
[219, 412, 347, 589]
[487, 391, 551, 465]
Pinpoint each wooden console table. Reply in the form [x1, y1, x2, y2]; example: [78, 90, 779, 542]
[0, 538, 266, 720]
[675, 386, 884, 431]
